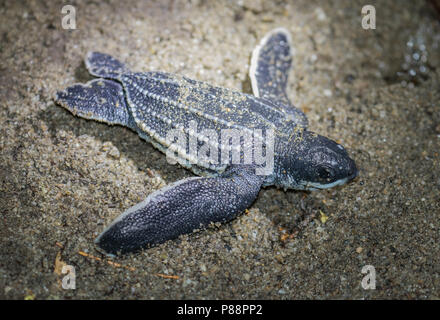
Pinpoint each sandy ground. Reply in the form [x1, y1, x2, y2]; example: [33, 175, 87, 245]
[0, 0, 439, 299]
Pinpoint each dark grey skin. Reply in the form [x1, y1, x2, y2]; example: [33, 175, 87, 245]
[56, 29, 357, 255]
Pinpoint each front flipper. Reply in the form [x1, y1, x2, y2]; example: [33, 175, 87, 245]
[95, 166, 264, 254]
[55, 79, 134, 129]
[250, 28, 308, 127]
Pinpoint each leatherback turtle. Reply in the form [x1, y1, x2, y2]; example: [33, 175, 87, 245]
[55, 28, 357, 255]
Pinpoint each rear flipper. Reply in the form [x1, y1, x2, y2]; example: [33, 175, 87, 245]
[85, 51, 128, 78]
[55, 79, 134, 128]
[95, 166, 264, 255]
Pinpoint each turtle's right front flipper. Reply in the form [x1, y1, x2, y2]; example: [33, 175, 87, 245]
[55, 79, 134, 128]
[95, 166, 264, 255]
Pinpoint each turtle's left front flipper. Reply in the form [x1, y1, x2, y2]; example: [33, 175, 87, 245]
[250, 28, 308, 127]
[95, 166, 264, 255]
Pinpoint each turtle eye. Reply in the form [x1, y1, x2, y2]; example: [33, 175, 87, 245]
[317, 166, 334, 182]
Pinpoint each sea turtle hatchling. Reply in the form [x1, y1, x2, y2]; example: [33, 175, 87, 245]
[55, 28, 358, 255]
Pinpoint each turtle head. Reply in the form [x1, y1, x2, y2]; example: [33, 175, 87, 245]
[278, 130, 358, 190]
